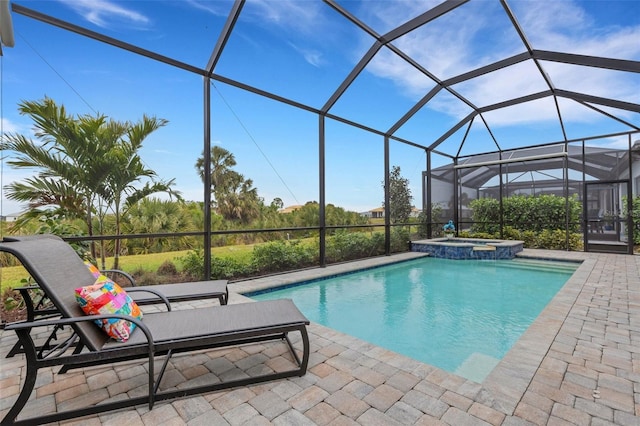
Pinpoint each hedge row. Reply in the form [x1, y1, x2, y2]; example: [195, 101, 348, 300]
[180, 228, 411, 281]
[459, 227, 583, 251]
[469, 194, 582, 234]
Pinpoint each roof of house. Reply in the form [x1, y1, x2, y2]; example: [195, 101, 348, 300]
[279, 205, 304, 214]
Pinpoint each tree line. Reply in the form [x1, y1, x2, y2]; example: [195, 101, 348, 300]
[1, 98, 376, 265]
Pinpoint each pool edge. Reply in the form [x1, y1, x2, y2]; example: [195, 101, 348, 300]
[227, 248, 616, 418]
[482, 250, 594, 413]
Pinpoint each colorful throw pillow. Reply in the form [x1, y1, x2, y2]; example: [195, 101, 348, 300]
[84, 260, 101, 278]
[75, 275, 143, 342]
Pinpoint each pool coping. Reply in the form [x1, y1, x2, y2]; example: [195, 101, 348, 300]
[482, 250, 593, 413]
[229, 251, 430, 296]
[228, 248, 618, 416]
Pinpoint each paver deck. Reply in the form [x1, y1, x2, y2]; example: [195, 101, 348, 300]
[1, 249, 638, 425]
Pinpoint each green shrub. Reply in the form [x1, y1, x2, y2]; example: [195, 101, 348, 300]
[251, 240, 315, 273]
[157, 260, 178, 276]
[133, 270, 163, 286]
[3, 288, 25, 312]
[459, 230, 496, 240]
[416, 211, 429, 238]
[470, 194, 581, 234]
[325, 231, 385, 262]
[467, 194, 583, 250]
[501, 226, 519, 240]
[416, 204, 443, 238]
[461, 226, 582, 251]
[179, 249, 204, 280]
[622, 195, 640, 245]
[390, 227, 411, 253]
[469, 198, 500, 234]
[535, 229, 581, 250]
[520, 230, 539, 248]
[211, 256, 251, 280]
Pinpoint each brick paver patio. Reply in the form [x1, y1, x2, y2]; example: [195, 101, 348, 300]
[1, 249, 638, 425]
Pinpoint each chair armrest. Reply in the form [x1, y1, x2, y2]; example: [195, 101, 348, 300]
[101, 269, 136, 287]
[5, 313, 154, 348]
[13, 285, 41, 291]
[125, 288, 172, 311]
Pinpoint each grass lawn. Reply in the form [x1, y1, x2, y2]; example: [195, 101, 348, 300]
[1, 244, 256, 292]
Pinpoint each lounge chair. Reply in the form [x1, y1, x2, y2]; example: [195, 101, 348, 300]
[3, 234, 229, 304]
[4, 234, 228, 358]
[92, 266, 230, 305]
[0, 237, 310, 425]
[5, 276, 229, 358]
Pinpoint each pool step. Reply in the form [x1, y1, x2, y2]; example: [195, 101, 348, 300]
[507, 258, 580, 272]
[455, 352, 500, 383]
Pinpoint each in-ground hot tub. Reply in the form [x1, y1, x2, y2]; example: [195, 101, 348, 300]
[411, 238, 524, 260]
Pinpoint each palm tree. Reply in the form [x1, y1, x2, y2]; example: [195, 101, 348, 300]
[2, 98, 115, 238]
[93, 115, 181, 268]
[124, 198, 195, 254]
[2, 98, 181, 268]
[270, 197, 284, 210]
[235, 178, 261, 223]
[195, 146, 261, 224]
[195, 145, 237, 204]
[215, 176, 261, 224]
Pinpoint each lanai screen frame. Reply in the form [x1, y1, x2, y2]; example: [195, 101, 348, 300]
[9, 0, 640, 276]
[428, 132, 639, 255]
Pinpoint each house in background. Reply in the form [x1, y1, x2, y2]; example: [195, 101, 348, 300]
[278, 205, 303, 214]
[367, 207, 385, 219]
[360, 207, 421, 219]
[0, 212, 21, 222]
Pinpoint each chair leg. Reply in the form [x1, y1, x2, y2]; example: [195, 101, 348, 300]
[7, 325, 70, 359]
[58, 342, 85, 374]
[7, 289, 59, 359]
[37, 324, 63, 358]
[6, 338, 28, 358]
[2, 331, 39, 425]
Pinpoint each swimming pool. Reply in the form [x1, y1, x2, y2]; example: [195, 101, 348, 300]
[250, 257, 578, 382]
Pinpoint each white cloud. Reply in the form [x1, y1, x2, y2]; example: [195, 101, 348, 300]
[515, 0, 640, 60]
[363, 0, 447, 35]
[288, 42, 323, 68]
[544, 62, 640, 104]
[515, 0, 589, 37]
[359, 0, 639, 128]
[58, 0, 149, 29]
[0, 117, 21, 134]
[246, 0, 325, 36]
[184, 0, 231, 17]
[366, 1, 509, 81]
[481, 97, 560, 126]
[0, 168, 33, 215]
[451, 60, 550, 108]
[586, 135, 633, 150]
[239, 0, 336, 67]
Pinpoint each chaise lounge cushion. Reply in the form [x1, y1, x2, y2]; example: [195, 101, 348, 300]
[75, 275, 143, 342]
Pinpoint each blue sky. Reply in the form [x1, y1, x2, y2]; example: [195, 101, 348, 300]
[1, 0, 639, 217]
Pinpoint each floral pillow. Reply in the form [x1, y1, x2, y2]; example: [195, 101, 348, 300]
[75, 275, 143, 342]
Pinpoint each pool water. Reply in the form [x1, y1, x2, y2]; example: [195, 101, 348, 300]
[250, 257, 578, 382]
